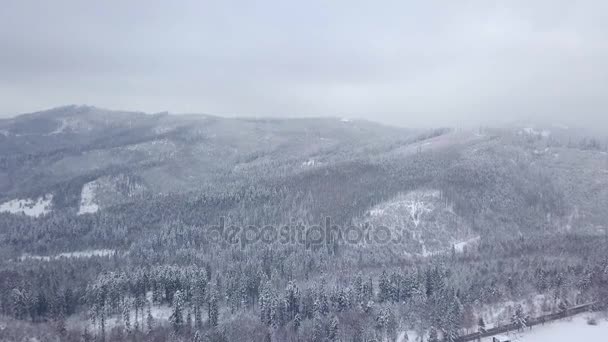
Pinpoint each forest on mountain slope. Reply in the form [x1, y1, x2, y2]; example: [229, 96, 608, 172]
[1, 106, 608, 341]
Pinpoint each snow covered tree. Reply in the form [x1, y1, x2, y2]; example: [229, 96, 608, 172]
[328, 316, 339, 341]
[147, 299, 154, 333]
[284, 281, 300, 321]
[294, 313, 301, 332]
[478, 317, 486, 332]
[170, 290, 184, 332]
[512, 304, 527, 331]
[379, 270, 390, 303]
[123, 299, 132, 334]
[312, 314, 324, 342]
[428, 327, 439, 342]
[193, 330, 203, 342]
[209, 289, 219, 327]
[10, 288, 28, 320]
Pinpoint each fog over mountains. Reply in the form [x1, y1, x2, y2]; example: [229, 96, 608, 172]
[3, 1, 608, 129]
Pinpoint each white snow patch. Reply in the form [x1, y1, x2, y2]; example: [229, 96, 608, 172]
[302, 159, 316, 167]
[397, 330, 423, 342]
[20, 249, 117, 261]
[78, 181, 99, 215]
[521, 127, 551, 138]
[340, 117, 351, 122]
[0, 194, 53, 217]
[47, 118, 68, 135]
[369, 208, 386, 217]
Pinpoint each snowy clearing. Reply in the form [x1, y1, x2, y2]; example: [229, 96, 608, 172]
[47, 118, 69, 135]
[78, 181, 99, 215]
[0, 194, 53, 217]
[482, 315, 608, 342]
[454, 236, 481, 252]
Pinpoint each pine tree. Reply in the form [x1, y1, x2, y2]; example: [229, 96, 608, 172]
[328, 316, 339, 341]
[146, 299, 154, 333]
[170, 290, 184, 332]
[294, 313, 301, 332]
[312, 314, 324, 342]
[363, 277, 374, 303]
[82, 327, 93, 342]
[55, 310, 67, 337]
[260, 280, 274, 326]
[10, 288, 27, 320]
[379, 271, 389, 303]
[389, 272, 401, 302]
[478, 317, 486, 332]
[123, 299, 132, 334]
[193, 330, 203, 342]
[512, 304, 527, 331]
[284, 281, 300, 321]
[209, 289, 219, 327]
[443, 293, 463, 342]
[428, 327, 439, 342]
[314, 285, 330, 316]
[186, 306, 193, 332]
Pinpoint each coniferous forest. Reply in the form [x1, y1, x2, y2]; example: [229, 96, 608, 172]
[1, 106, 608, 341]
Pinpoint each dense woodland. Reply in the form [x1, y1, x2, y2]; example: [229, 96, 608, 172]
[1, 108, 608, 341]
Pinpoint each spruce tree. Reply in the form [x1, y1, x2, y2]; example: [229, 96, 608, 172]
[170, 290, 184, 332]
[209, 289, 219, 327]
[146, 299, 154, 333]
[428, 327, 439, 342]
[123, 299, 131, 334]
[328, 316, 339, 342]
[478, 317, 486, 332]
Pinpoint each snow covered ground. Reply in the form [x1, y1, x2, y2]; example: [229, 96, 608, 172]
[0, 194, 53, 217]
[78, 181, 99, 215]
[482, 315, 608, 342]
[396, 314, 608, 342]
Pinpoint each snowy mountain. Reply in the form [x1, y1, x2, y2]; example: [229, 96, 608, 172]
[1, 106, 608, 342]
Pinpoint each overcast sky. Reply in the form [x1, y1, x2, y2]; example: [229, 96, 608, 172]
[1, 0, 607, 127]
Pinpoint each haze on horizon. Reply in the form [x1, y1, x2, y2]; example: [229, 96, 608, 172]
[1, 0, 607, 128]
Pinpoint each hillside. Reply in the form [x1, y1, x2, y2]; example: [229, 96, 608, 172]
[1, 106, 608, 342]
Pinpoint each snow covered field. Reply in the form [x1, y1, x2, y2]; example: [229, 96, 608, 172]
[0, 194, 53, 217]
[482, 315, 608, 342]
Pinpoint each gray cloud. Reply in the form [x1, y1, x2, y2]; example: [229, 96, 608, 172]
[1, 0, 607, 128]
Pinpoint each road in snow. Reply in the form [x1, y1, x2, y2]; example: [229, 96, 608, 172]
[481, 315, 608, 342]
